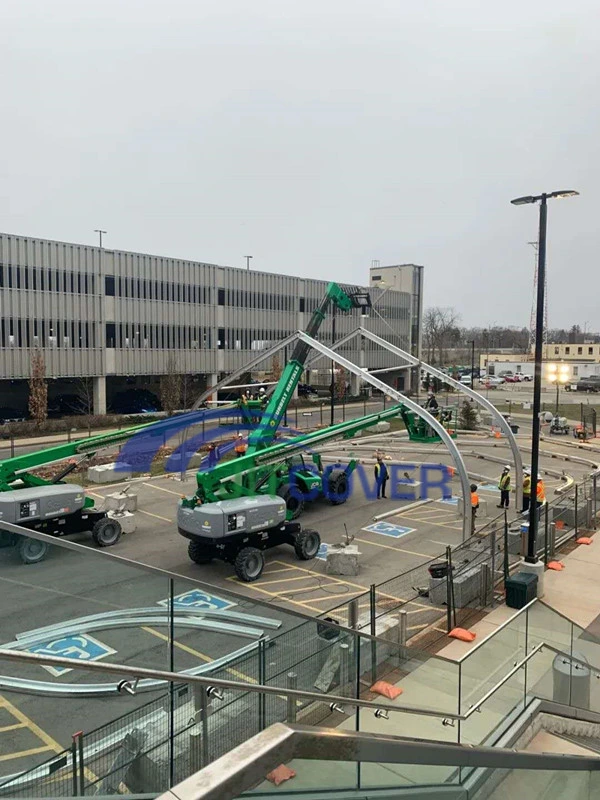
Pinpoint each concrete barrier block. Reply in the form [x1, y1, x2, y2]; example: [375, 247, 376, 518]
[107, 510, 137, 534]
[105, 491, 138, 512]
[326, 545, 360, 576]
[87, 463, 132, 484]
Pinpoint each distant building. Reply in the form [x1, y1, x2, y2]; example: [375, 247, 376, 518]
[369, 263, 424, 361]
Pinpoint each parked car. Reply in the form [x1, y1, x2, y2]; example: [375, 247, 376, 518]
[298, 383, 318, 397]
[0, 407, 27, 424]
[48, 393, 87, 417]
[498, 370, 514, 378]
[459, 374, 474, 386]
[566, 376, 600, 393]
[484, 376, 505, 387]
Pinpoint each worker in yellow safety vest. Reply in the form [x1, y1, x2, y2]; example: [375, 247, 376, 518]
[521, 469, 531, 513]
[497, 465, 511, 509]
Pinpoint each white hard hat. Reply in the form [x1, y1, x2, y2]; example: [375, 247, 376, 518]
[238, 433, 243, 438]
[504, 465, 510, 470]
[524, 469, 530, 475]
[538, 474, 542, 480]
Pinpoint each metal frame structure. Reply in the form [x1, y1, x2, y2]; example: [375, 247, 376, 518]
[298, 332, 473, 540]
[192, 333, 299, 409]
[358, 328, 524, 507]
[307, 326, 524, 507]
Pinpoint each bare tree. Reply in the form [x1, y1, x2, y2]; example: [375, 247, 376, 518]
[270, 353, 283, 382]
[160, 356, 183, 416]
[28, 350, 48, 428]
[74, 376, 95, 435]
[423, 307, 461, 365]
[335, 368, 348, 400]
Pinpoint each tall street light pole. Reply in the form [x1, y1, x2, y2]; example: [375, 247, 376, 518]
[330, 304, 336, 426]
[470, 340, 475, 390]
[245, 255, 253, 271]
[94, 229, 107, 248]
[510, 189, 579, 565]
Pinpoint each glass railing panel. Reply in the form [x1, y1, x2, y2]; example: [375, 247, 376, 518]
[525, 603, 574, 703]
[460, 663, 525, 748]
[566, 618, 600, 715]
[0, 528, 172, 788]
[459, 612, 527, 718]
[471, 768, 595, 800]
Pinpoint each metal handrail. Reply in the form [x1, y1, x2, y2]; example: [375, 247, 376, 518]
[0, 638, 561, 721]
[158, 722, 600, 800]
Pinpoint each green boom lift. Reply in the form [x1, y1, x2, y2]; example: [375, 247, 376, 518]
[0, 420, 156, 563]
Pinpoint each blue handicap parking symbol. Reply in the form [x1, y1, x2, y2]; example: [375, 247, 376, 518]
[479, 483, 500, 493]
[26, 634, 116, 677]
[316, 543, 328, 561]
[158, 590, 236, 611]
[436, 496, 459, 505]
[362, 522, 415, 539]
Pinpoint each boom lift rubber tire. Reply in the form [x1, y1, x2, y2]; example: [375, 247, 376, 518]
[328, 472, 349, 506]
[188, 541, 213, 565]
[234, 547, 265, 582]
[19, 537, 50, 564]
[294, 528, 321, 560]
[92, 518, 123, 547]
[277, 483, 305, 520]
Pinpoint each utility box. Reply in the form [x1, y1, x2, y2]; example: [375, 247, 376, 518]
[505, 571, 538, 609]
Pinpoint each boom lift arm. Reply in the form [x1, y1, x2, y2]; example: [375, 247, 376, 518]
[0, 420, 156, 492]
[184, 404, 405, 506]
[246, 282, 370, 453]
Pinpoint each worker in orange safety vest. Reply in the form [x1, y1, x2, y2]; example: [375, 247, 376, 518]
[234, 434, 248, 457]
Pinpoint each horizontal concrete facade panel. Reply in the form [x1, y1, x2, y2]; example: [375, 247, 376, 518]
[0, 232, 421, 382]
[0, 348, 104, 379]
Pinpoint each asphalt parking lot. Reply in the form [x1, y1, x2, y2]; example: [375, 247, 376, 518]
[0, 423, 597, 778]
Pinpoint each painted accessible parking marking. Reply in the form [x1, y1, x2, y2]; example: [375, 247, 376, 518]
[478, 483, 500, 493]
[316, 543, 328, 561]
[436, 496, 459, 505]
[24, 634, 116, 677]
[362, 522, 416, 539]
[157, 589, 236, 611]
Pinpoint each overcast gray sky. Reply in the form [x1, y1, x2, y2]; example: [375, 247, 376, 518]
[3, 0, 599, 328]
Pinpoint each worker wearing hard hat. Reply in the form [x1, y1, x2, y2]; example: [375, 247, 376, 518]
[234, 434, 248, 458]
[521, 469, 531, 513]
[497, 465, 511, 509]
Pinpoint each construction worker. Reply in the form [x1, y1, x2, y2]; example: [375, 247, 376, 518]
[234, 434, 247, 458]
[424, 392, 439, 417]
[207, 443, 218, 469]
[536, 474, 546, 507]
[497, 465, 511, 509]
[470, 483, 479, 534]
[521, 469, 531, 513]
[374, 456, 389, 499]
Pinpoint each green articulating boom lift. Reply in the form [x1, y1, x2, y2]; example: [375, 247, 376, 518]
[0, 420, 157, 564]
[234, 281, 370, 441]
[399, 406, 457, 443]
[178, 403, 404, 580]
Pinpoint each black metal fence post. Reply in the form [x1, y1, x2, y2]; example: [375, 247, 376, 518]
[445, 546, 453, 632]
[369, 585, 376, 682]
[71, 738, 79, 796]
[258, 638, 266, 731]
[575, 486, 579, 538]
[503, 513, 509, 584]
[10, 437, 14, 458]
